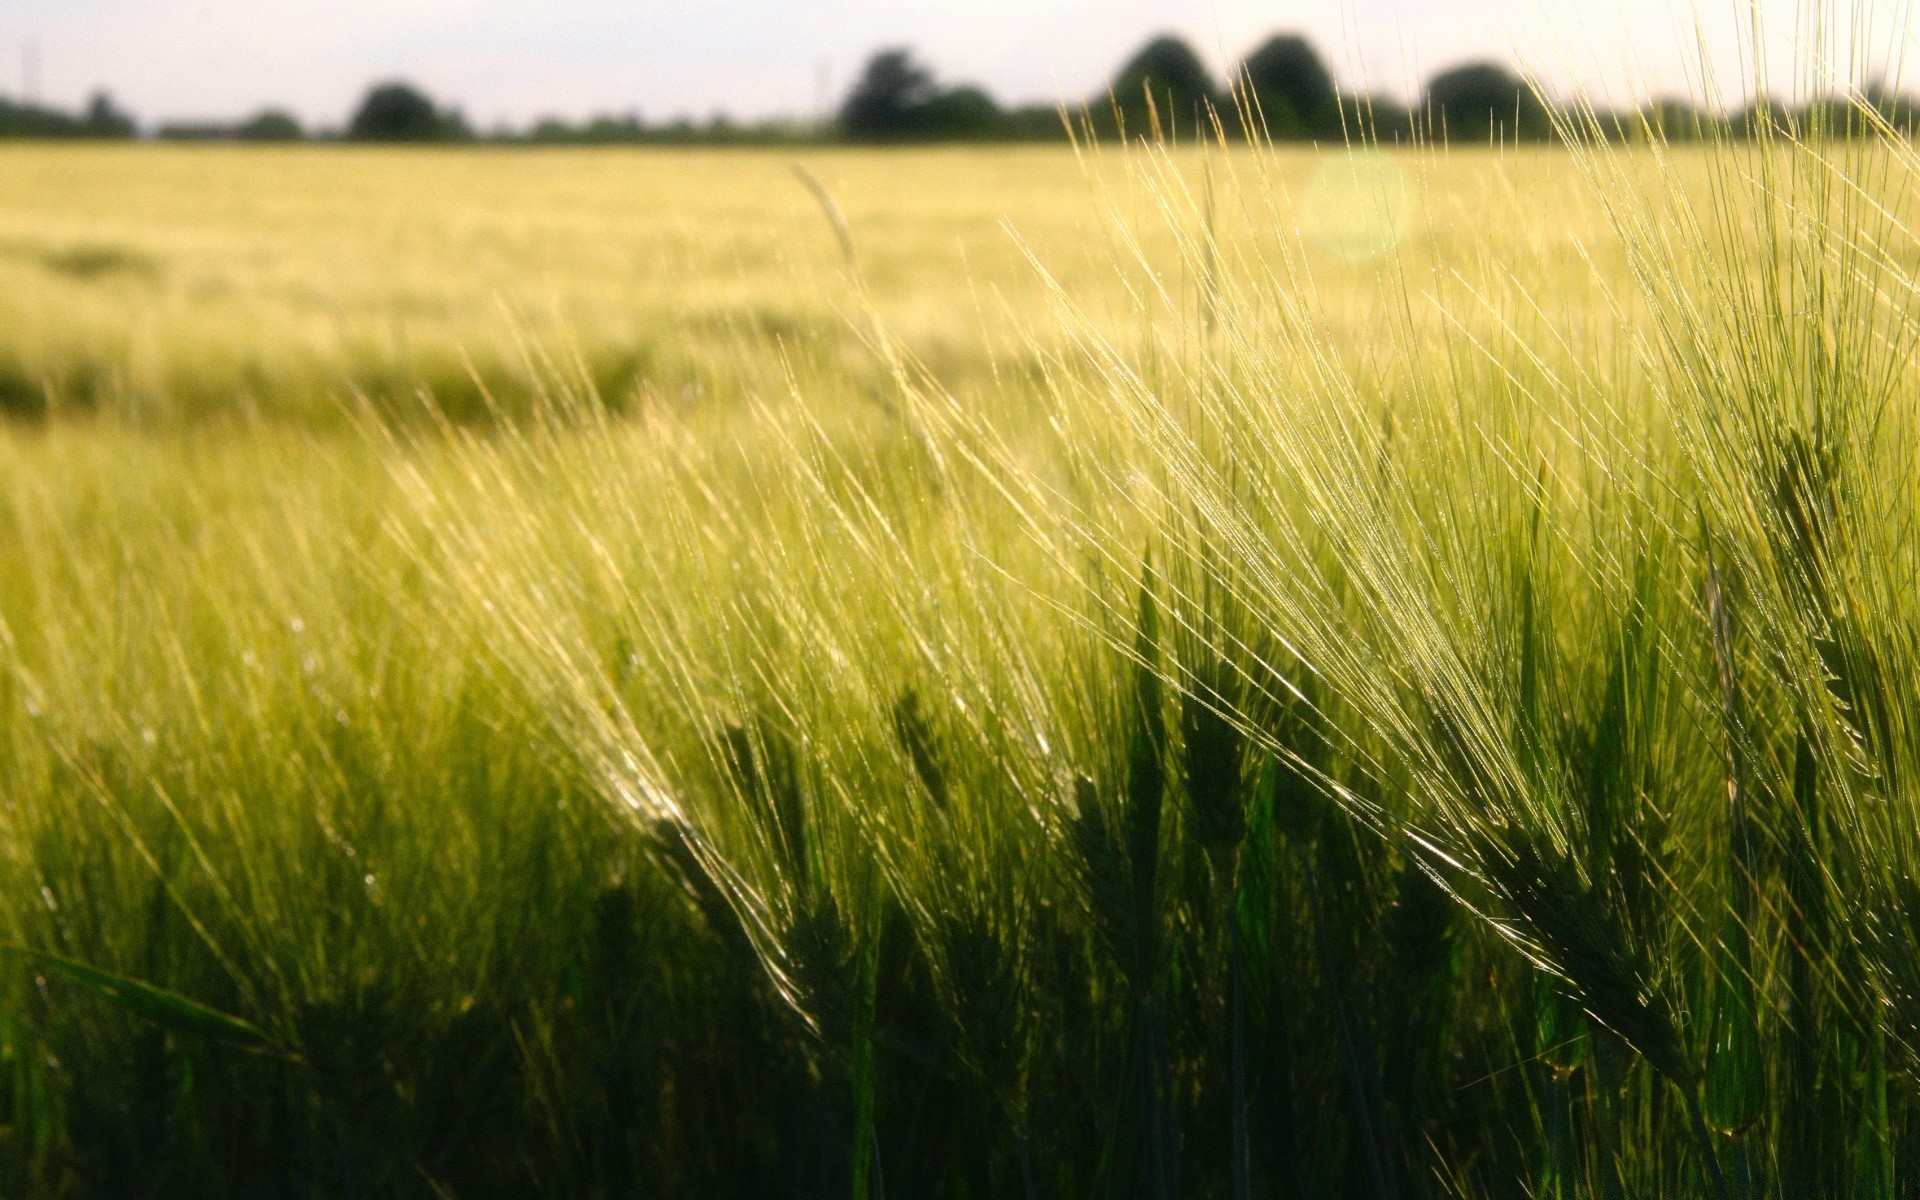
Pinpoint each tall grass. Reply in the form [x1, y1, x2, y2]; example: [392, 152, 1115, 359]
[0, 22, 1917, 1197]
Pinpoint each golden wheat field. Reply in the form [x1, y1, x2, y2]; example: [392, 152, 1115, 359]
[0, 142, 1633, 421]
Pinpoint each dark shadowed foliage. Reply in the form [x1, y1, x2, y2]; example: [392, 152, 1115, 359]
[348, 81, 471, 143]
[841, 49, 937, 141]
[527, 112, 646, 143]
[0, 92, 137, 139]
[1425, 62, 1553, 142]
[1106, 34, 1218, 139]
[154, 121, 232, 141]
[841, 49, 1006, 142]
[1635, 98, 1716, 140]
[1867, 81, 1920, 132]
[912, 85, 1003, 139]
[237, 109, 304, 141]
[156, 110, 304, 143]
[11, 30, 1912, 148]
[1236, 34, 1340, 139]
[1738, 96, 1795, 138]
[82, 93, 137, 137]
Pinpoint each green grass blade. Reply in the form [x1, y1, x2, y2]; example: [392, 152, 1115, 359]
[5, 946, 276, 1054]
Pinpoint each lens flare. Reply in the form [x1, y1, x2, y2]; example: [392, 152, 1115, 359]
[1300, 150, 1411, 262]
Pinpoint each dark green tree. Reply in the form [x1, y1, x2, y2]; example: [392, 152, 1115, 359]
[1866, 79, 1920, 134]
[1236, 34, 1338, 139]
[1108, 35, 1217, 139]
[348, 82, 468, 142]
[1424, 62, 1551, 142]
[82, 92, 136, 137]
[841, 49, 1005, 142]
[0, 93, 135, 139]
[912, 85, 1002, 139]
[841, 49, 936, 141]
[237, 109, 304, 141]
[1636, 99, 1716, 142]
[1737, 96, 1793, 138]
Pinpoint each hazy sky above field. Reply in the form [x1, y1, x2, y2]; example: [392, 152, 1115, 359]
[0, 0, 1910, 128]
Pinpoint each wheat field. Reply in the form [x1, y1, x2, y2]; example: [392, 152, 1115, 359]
[0, 127, 1917, 1198]
[0, 143, 1622, 418]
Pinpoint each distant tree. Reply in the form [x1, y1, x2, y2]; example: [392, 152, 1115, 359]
[1236, 34, 1338, 139]
[526, 112, 649, 144]
[1425, 62, 1551, 142]
[153, 122, 213, 141]
[1867, 81, 1920, 135]
[1794, 94, 1858, 137]
[1001, 104, 1070, 140]
[914, 85, 1002, 139]
[841, 48, 937, 141]
[155, 109, 304, 142]
[1355, 94, 1417, 143]
[1736, 96, 1793, 139]
[840, 49, 1006, 142]
[348, 81, 467, 142]
[1, 96, 128, 139]
[238, 109, 304, 141]
[1634, 98, 1715, 142]
[1108, 35, 1217, 138]
[82, 91, 136, 137]
[581, 113, 647, 143]
[1, 91, 133, 138]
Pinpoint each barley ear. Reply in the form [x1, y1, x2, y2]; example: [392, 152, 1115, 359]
[1480, 830, 1692, 1091]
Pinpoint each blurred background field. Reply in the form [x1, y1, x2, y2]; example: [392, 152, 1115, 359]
[0, 143, 1133, 422]
[0, 142, 1619, 423]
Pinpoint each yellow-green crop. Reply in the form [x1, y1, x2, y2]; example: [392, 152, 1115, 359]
[0, 111, 1915, 1197]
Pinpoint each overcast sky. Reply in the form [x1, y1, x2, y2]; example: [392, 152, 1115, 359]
[0, 0, 1911, 129]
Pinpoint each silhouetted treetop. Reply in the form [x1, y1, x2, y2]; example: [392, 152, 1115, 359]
[238, 109, 304, 141]
[348, 82, 469, 142]
[0, 91, 136, 139]
[913, 85, 1002, 138]
[1237, 34, 1339, 138]
[1425, 62, 1551, 141]
[83, 93, 137, 137]
[841, 48, 1004, 141]
[1108, 35, 1217, 136]
[5, 27, 1910, 148]
[841, 48, 937, 139]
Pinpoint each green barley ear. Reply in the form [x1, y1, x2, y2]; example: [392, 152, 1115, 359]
[646, 813, 762, 969]
[1765, 430, 1896, 778]
[1479, 829, 1691, 1091]
[891, 687, 949, 809]
[722, 718, 808, 881]
[720, 721, 760, 797]
[786, 894, 858, 1057]
[1771, 427, 1839, 593]
[1182, 654, 1247, 862]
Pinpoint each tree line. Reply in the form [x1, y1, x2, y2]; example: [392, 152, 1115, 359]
[833, 35, 1920, 144]
[2, 32, 1915, 145]
[0, 91, 135, 138]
